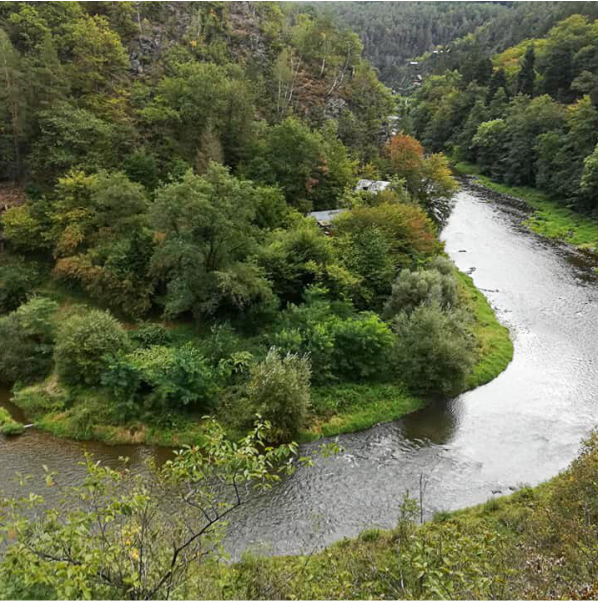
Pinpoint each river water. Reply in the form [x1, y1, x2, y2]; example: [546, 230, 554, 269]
[2, 186, 598, 558]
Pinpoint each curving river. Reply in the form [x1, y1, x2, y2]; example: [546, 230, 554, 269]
[2, 184, 598, 558]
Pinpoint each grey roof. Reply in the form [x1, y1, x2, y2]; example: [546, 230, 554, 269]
[307, 209, 346, 226]
[355, 179, 391, 193]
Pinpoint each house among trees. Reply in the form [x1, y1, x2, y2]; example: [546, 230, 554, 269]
[309, 180, 391, 231]
[307, 209, 345, 231]
[355, 179, 391, 193]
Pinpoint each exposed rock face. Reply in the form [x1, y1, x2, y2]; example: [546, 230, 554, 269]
[324, 97, 349, 119]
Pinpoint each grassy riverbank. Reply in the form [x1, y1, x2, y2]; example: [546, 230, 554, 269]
[0, 406, 24, 436]
[8, 267, 512, 447]
[453, 161, 598, 253]
[199, 432, 598, 599]
[298, 270, 513, 441]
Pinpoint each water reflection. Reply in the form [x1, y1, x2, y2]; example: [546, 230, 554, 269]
[400, 397, 464, 445]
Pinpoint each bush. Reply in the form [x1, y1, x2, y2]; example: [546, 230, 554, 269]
[54, 309, 131, 386]
[271, 294, 393, 384]
[103, 344, 218, 418]
[0, 257, 40, 315]
[129, 323, 172, 348]
[330, 313, 394, 380]
[392, 305, 475, 395]
[241, 349, 311, 442]
[0, 297, 58, 384]
[0, 421, 25, 436]
[384, 257, 458, 319]
[198, 323, 250, 364]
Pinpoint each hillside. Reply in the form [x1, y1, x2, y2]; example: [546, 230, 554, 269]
[0, 1, 511, 449]
[311, 1, 511, 91]
[407, 10, 598, 229]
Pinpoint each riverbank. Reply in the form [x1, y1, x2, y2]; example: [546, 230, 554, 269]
[210, 432, 598, 599]
[299, 269, 513, 441]
[453, 161, 598, 255]
[5, 266, 513, 447]
[0, 406, 24, 435]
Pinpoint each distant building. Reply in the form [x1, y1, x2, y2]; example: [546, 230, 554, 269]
[307, 209, 345, 230]
[355, 179, 391, 193]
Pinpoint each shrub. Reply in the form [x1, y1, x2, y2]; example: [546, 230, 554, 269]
[0, 421, 25, 436]
[271, 294, 393, 384]
[0, 297, 58, 383]
[0, 257, 40, 315]
[242, 349, 311, 442]
[54, 309, 131, 386]
[330, 313, 394, 380]
[129, 323, 172, 348]
[198, 323, 249, 363]
[384, 257, 458, 319]
[103, 344, 218, 418]
[392, 305, 475, 395]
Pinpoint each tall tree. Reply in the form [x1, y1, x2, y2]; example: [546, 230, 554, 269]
[517, 45, 536, 96]
[487, 67, 508, 101]
[0, 28, 26, 179]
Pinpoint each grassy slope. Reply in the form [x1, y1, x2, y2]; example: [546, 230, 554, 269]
[454, 160, 598, 253]
[207, 436, 598, 600]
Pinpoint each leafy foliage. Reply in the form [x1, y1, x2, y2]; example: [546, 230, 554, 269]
[392, 305, 476, 395]
[103, 344, 218, 418]
[54, 308, 130, 387]
[0, 296, 58, 384]
[238, 348, 312, 443]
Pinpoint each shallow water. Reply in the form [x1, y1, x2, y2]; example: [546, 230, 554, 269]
[2, 186, 598, 558]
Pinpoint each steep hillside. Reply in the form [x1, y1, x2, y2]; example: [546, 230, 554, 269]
[310, 1, 511, 90]
[408, 11, 598, 228]
[0, 1, 394, 186]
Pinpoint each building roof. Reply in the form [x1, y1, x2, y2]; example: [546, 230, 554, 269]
[355, 179, 391, 193]
[307, 209, 346, 226]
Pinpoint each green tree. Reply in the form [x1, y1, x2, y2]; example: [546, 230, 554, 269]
[487, 67, 508, 101]
[65, 13, 128, 95]
[0, 419, 301, 600]
[580, 141, 598, 211]
[103, 344, 218, 418]
[240, 349, 311, 443]
[392, 304, 475, 395]
[30, 104, 118, 181]
[384, 257, 458, 319]
[0, 28, 27, 179]
[0, 297, 58, 384]
[54, 309, 131, 387]
[472, 119, 508, 177]
[150, 165, 272, 321]
[0, 256, 39, 314]
[517, 44, 536, 96]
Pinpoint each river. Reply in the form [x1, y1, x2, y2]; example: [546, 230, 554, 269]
[2, 185, 598, 558]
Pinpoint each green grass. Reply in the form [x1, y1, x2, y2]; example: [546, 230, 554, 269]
[456, 271, 514, 389]
[298, 383, 425, 442]
[454, 160, 598, 252]
[11, 375, 207, 446]
[0, 406, 25, 436]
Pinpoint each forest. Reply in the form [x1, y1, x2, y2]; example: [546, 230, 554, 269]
[406, 9, 598, 216]
[2, 2, 598, 600]
[0, 1, 511, 447]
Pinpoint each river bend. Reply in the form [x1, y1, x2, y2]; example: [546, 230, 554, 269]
[2, 186, 598, 557]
